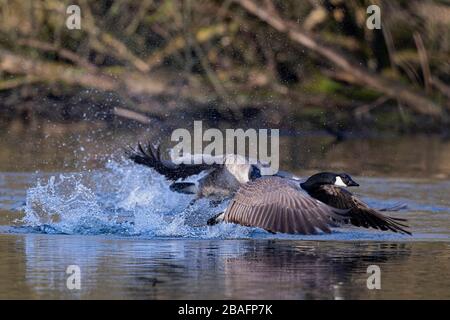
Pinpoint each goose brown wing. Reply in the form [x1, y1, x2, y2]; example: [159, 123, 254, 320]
[223, 177, 348, 234]
[128, 143, 220, 180]
[318, 185, 411, 235]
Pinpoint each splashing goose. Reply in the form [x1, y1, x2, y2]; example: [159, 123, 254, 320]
[128, 143, 264, 204]
[208, 173, 411, 235]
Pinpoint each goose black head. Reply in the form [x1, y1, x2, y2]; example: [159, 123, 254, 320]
[249, 165, 262, 181]
[300, 172, 359, 191]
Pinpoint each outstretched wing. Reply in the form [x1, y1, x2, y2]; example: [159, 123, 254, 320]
[223, 177, 349, 234]
[128, 142, 219, 180]
[318, 185, 411, 235]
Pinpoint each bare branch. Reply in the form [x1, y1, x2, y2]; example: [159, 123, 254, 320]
[413, 33, 432, 95]
[16, 38, 97, 71]
[233, 0, 442, 117]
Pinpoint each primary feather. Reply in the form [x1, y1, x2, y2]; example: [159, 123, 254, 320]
[306, 185, 411, 235]
[222, 177, 349, 234]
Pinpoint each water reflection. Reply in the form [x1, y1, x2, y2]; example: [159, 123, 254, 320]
[220, 241, 412, 299]
[7, 233, 450, 299]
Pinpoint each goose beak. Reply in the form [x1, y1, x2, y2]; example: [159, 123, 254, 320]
[347, 179, 359, 187]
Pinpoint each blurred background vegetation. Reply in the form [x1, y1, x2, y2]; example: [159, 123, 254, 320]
[0, 0, 449, 134]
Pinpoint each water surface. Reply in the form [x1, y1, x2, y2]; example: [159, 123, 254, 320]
[1, 129, 449, 299]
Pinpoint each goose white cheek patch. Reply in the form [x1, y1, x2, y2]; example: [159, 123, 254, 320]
[334, 176, 347, 187]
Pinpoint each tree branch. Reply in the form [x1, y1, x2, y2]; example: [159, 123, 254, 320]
[234, 0, 442, 117]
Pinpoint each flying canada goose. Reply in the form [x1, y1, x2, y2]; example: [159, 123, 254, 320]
[208, 173, 411, 235]
[128, 142, 265, 204]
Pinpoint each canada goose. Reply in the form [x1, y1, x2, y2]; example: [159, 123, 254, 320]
[128, 143, 264, 204]
[208, 173, 411, 235]
[300, 172, 411, 234]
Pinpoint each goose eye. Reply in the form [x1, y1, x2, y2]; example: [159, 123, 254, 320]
[249, 165, 261, 180]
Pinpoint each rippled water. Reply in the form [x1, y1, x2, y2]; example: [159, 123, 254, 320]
[1, 237, 449, 299]
[1, 129, 450, 299]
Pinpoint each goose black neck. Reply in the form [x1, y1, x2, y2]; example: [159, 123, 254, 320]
[300, 181, 317, 193]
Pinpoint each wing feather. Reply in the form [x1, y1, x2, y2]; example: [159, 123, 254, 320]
[316, 185, 411, 235]
[128, 142, 219, 180]
[223, 177, 348, 234]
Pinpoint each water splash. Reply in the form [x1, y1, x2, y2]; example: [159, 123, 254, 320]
[21, 159, 255, 238]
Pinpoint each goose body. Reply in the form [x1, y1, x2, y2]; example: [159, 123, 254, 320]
[217, 176, 348, 234]
[210, 173, 411, 235]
